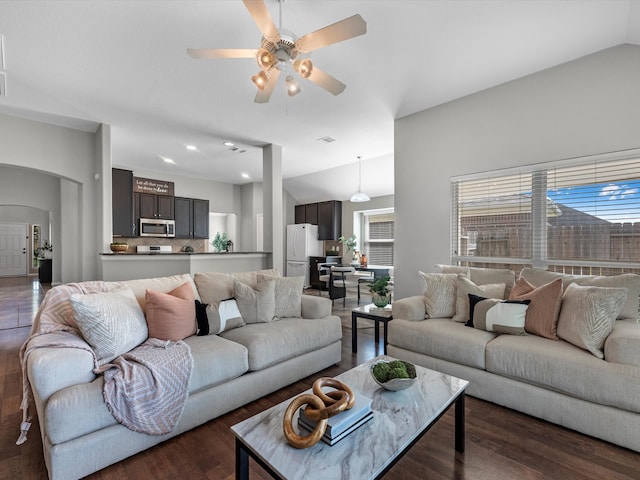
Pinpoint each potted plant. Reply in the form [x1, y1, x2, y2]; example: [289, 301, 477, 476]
[369, 275, 391, 308]
[212, 232, 229, 252]
[37, 240, 53, 259]
[338, 234, 359, 264]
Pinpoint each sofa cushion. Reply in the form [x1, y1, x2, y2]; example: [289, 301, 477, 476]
[219, 316, 342, 371]
[557, 283, 628, 358]
[520, 267, 640, 320]
[467, 294, 529, 335]
[452, 276, 506, 323]
[605, 319, 640, 368]
[508, 278, 563, 340]
[45, 334, 249, 445]
[145, 282, 197, 341]
[193, 269, 280, 304]
[418, 271, 458, 318]
[70, 286, 148, 365]
[439, 264, 516, 297]
[387, 318, 497, 369]
[109, 274, 199, 311]
[234, 277, 276, 324]
[486, 333, 640, 414]
[183, 334, 249, 393]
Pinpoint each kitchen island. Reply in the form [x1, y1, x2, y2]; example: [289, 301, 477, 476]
[100, 252, 270, 281]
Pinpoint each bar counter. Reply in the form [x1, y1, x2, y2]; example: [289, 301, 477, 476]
[100, 252, 271, 281]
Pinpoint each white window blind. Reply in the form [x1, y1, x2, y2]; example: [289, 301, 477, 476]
[364, 212, 394, 266]
[451, 151, 640, 275]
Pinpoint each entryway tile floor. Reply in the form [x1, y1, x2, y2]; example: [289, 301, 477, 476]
[0, 276, 49, 330]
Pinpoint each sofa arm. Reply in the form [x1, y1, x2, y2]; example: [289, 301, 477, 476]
[301, 295, 333, 319]
[392, 296, 426, 321]
[605, 319, 640, 367]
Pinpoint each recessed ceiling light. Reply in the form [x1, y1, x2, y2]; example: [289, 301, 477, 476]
[223, 141, 235, 147]
[160, 156, 175, 164]
[186, 145, 197, 151]
[241, 173, 250, 179]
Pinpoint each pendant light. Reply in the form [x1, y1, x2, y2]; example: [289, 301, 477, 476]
[350, 156, 370, 202]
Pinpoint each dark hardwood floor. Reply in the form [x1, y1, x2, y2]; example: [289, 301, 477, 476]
[1, 281, 639, 479]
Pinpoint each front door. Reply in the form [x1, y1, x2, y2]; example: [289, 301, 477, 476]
[0, 223, 28, 277]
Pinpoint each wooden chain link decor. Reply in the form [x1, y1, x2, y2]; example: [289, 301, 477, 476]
[282, 377, 356, 449]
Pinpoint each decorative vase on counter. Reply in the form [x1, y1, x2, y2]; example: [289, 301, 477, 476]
[372, 292, 391, 308]
[359, 253, 368, 268]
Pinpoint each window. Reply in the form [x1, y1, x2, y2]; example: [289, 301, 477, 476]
[363, 211, 394, 266]
[451, 150, 640, 275]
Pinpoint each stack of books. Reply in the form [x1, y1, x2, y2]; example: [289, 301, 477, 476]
[298, 392, 373, 445]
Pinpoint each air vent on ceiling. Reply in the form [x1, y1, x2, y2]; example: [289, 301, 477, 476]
[317, 136, 336, 143]
[0, 72, 6, 97]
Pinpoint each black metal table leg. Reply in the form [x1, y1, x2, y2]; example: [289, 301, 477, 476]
[236, 437, 249, 480]
[455, 393, 465, 453]
[351, 311, 358, 353]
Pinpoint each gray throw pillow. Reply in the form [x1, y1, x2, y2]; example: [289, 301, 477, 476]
[234, 276, 276, 323]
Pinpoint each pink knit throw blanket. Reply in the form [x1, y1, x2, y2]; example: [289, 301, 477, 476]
[95, 338, 193, 435]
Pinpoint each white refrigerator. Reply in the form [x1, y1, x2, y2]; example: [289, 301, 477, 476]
[286, 224, 323, 288]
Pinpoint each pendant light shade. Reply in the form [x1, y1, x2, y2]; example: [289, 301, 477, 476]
[350, 156, 370, 202]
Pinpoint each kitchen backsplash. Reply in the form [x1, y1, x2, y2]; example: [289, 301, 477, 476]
[111, 237, 209, 253]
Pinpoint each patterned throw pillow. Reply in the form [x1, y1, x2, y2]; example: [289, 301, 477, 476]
[418, 271, 459, 318]
[144, 282, 197, 341]
[466, 294, 530, 335]
[557, 283, 628, 358]
[70, 286, 148, 365]
[195, 298, 245, 335]
[452, 276, 506, 323]
[270, 275, 305, 319]
[233, 276, 276, 323]
[509, 278, 563, 340]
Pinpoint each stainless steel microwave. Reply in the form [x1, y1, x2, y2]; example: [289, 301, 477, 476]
[139, 218, 175, 237]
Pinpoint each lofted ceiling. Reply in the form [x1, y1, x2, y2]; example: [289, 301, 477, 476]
[0, 1, 639, 203]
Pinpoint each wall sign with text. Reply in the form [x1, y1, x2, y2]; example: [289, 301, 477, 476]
[133, 177, 175, 196]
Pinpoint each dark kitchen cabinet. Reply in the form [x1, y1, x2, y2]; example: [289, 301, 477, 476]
[294, 205, 305, 224]
[138, 193, 174, 220]
[175, 197, 209, 239]
[193, 199, 209, 238]
[305, 203, 318, 225]
[317, 200, 342, 240]
[112, 168, 135, 236]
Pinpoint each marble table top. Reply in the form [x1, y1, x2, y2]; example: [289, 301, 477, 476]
[231, 355, 469, 480]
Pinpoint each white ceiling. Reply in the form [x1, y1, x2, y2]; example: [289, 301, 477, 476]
[0, 0, 638, 203]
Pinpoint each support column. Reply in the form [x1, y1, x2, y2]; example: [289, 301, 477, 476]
[263, 144, 284, 274]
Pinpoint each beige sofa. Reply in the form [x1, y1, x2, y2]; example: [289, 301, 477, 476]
[24, 270, 342, 480]
[388, 266, 640, 452]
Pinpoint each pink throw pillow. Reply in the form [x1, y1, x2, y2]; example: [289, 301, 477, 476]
[509, 278, 562, 339]
[145, 282, 196, 341]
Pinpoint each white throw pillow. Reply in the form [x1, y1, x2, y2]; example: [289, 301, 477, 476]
[259, 274, 304, 319]
[70, 286, 148, 365]
[418, 271, 459, 318]
[452, 276, 506, 323]
[557, 283, 628, 358]
[233, 276, 276, 323]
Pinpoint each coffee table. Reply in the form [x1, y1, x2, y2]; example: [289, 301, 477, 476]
[231, 356, 468, 480]
[352, 304, 393, 354]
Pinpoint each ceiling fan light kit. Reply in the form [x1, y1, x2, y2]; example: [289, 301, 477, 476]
[188, 0, 367, 103]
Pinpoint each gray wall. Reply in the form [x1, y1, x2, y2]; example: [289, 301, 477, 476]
[394, 44, 640, 298]
[341, 195, 395, 263]
[0, 113, 100, 283]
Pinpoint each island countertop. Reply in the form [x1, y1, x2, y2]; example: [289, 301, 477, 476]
[100, 252, 271, 281]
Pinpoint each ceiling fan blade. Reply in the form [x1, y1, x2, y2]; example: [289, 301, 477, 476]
[307, 66, 346, 96]
[187, 48, 257, 59]
[295, 14, 366, 53]
[242, 0, 281, 43]
[254, 68, 281, 103]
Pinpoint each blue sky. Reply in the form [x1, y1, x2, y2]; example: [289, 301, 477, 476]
[547, 180, 640, 224]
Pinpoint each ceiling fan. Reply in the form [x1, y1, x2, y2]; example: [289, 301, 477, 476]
[187, 0, 367, 103]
